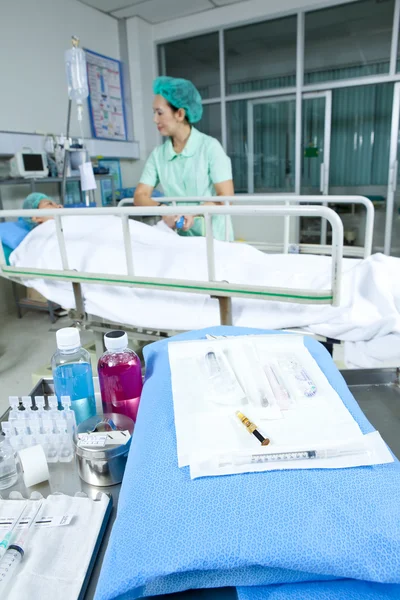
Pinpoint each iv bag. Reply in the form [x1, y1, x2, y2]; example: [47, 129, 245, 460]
[65, 46, 88, 103]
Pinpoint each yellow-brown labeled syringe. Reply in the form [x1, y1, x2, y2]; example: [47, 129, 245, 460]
[236, 411, 270, 446]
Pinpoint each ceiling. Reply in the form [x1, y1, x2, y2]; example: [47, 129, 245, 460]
[77, 0, 247, 24]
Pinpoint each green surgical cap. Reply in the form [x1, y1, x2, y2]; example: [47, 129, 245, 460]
[153, 76, 203, 124]
[21, 193, 51, 229]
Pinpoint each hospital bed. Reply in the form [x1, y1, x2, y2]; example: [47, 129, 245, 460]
[0, 199, 345, 325]
[116, 194, 375, 361]
[0, 196, 392, 368]
[119, 194, 374, 258]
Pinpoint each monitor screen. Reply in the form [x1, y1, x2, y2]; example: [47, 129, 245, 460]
[22, 153, 45, 172]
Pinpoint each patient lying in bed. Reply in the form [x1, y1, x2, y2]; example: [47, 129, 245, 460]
[0, 193, 62, 265]
[20, 193, 62, 228]
[7, 211, 400, 369]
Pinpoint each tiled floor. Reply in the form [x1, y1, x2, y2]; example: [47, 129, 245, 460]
[0, 311, 95, 416]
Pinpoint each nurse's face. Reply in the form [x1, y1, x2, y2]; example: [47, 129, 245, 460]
[153, 95, 184, 136]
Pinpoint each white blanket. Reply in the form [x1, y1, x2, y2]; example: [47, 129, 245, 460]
[9, 216, 400, 368]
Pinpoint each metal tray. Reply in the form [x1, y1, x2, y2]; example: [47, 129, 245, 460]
[342, 368, 400, 459]
[0, 378, 119, 600]
[1, 370, 399, 600]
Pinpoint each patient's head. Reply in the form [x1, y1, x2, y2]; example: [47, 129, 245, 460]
[22, 193, 62, 229]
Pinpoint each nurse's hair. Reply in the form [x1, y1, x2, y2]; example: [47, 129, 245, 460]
[167, 101, 189, 124]
[153, 77, 203, 123]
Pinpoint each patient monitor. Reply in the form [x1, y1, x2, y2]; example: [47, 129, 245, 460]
[9, 149, 48, 179]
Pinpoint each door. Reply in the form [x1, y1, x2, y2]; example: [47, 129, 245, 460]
[247, 92, 332, 247]
[247, 95, 296, 194]
[247, 92, 331, 197]
[302, 91, 332, 244]
[302, 92, 332, 196]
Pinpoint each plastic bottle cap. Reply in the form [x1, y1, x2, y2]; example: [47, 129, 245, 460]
[56, 328, 81, 351]
[104, 330, 128, 351]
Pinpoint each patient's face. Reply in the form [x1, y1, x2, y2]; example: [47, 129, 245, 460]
[32, 199, 62, 225]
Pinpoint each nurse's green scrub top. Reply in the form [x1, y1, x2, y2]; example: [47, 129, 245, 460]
[139, 127, 234, 241]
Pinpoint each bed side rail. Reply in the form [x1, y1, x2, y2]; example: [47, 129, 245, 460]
[0, 204, 344, 307]
[119, 194, 373, 259]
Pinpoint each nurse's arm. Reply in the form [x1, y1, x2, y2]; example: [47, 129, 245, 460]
[203, 179, 235, 206]
[215, 179, 234, 197]
[134, 183, 160, 206]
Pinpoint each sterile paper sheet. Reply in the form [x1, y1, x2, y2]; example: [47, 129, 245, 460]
[168, 335, 394, 478]
[190, 431, 393, 478]
[1, 493, 109, 600]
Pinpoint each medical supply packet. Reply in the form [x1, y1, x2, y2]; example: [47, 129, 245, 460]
[168, 334, 393, 478]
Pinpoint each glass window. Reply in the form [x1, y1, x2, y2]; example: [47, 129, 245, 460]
[227, 97, 296, 194]
[301, 96, 326, 193]
[196, 104, 222, 143]
[159, 33, 220, 100]
[252, 99, 296, 192]
[330, 83, 393, 187]
[227, 100, 248, 193]
[225, 16, 297, 96]
[305, 0, 394, 84]
[227, 99, 297, 242]
[397, 20, 400, 72]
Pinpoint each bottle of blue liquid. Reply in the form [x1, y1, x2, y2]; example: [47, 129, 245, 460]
[51, 328, 96, 425]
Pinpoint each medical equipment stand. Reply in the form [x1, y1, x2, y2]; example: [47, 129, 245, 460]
[214, 296, 233, 327]
[61, 98, 96, 208]
[61, 99, 72, 206]
[11, 281, 60, 323]
[0, 174, 115, 215]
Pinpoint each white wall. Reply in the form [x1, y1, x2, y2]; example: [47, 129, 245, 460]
[126, 16, 160, 169]
[0, 1, 145, 315]
[0, 0, 144, 210]
[0, 0, 119, 139]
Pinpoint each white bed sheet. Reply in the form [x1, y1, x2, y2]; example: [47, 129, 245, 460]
[9, 216, 400, 368]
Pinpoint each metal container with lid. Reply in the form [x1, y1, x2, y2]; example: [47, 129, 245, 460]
[74, 413, 134, 487]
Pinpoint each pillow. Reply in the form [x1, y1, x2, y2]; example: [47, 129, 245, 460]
[2, 244, 13, 266]
[0, 221, 30, 250]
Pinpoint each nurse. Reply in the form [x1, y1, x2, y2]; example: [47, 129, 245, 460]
[134, 76, 234, 241]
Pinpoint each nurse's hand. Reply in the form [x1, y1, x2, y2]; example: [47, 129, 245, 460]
[181, 215, 195, 231]
[162, 215, 179, 229]
[162, 215, 195, 231]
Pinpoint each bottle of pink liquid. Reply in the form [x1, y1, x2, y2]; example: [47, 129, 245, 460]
[98, 331, 143, 422]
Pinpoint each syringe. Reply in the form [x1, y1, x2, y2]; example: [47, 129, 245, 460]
[264, 364, 291, 409]
[205, 350, 245, 404]
[0, 503, 27, 560]
[0, 546, 23, 594]
[219, 447, 370, 467]
[0, 500, 43, 595]
[279, 357, 317, 398]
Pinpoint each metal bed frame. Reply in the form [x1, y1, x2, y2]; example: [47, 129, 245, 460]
[119, 194, 374, 258]
[0, 196, 374, 354]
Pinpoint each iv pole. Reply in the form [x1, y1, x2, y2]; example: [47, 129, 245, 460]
[61, 99, 72, 206]
[62, 36, 92, 207]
